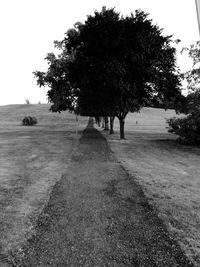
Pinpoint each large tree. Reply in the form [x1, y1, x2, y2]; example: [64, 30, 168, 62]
[65, 8, 181, 138]
[34, 7, 181, 139]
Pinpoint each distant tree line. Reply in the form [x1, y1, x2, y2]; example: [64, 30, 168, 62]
[34, 7, 182, 139]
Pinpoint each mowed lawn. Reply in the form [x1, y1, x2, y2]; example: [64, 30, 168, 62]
[0, 104, 88, 258]
[101, 108, 200, 266]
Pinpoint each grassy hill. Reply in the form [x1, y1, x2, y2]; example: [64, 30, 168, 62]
[0, 103, 82, 129]
[113, 107, 184, 134]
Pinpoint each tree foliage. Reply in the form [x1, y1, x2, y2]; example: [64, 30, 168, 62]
[167, 42, 200, 144]
[34, 7, 181, 139]
[33, 52, 75, 113]
[181, 41, 200, 92]
[167, 113, 200, 144]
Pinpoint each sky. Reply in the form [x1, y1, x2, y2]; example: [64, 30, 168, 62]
[0, 0, 199, 105]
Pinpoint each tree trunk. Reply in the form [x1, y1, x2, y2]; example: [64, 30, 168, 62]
[104, 116, 109, 131]
[101, 117, 105, 128]
[109, 116, 115, 134]
[119, 117, 125, 139]
[95, 116, 101, 127]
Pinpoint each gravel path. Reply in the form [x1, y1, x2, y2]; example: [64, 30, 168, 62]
[14, 118, 193, 266]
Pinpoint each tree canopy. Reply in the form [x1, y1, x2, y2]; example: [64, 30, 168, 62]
[34, 7, 181, 139]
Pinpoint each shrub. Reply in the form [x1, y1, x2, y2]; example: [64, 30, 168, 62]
[167, 113, 200, 144]
[22, 116, 38, 126]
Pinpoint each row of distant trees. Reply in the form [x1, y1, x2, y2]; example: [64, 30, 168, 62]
[34, 7, 183, 139]
[25, 99, 41, 104]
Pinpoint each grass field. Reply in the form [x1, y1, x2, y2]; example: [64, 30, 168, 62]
[0, 104, 88, 259]
[100, 108, 200, 266]
[1, 104, 200, 266]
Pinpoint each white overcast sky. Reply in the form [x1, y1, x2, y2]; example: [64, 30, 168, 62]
[0, 0, 199, 105]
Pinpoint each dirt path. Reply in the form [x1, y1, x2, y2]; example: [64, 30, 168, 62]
[11, 118, 193, 266]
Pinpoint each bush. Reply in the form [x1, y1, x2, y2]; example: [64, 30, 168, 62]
[167, 113, 200, 144]
[22, 116, 38, 126]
